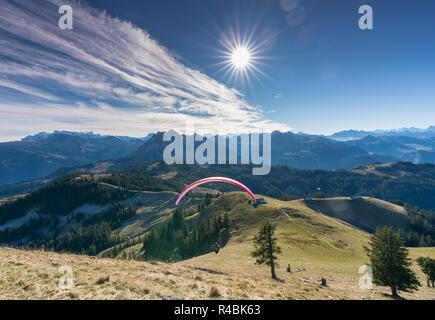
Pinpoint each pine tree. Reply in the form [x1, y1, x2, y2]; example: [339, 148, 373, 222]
[250, 221, 282, 279]
[416, 256, 435, 287]
[223, 213, 230, 229]
[204, 193, 212, 206]
[418, 235, 427, 247]
[364, 227, 420, 296]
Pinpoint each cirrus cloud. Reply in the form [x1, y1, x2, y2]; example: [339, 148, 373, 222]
[0, 0, 291, 141]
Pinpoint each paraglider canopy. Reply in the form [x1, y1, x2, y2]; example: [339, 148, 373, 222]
[175, 177, 256, 205]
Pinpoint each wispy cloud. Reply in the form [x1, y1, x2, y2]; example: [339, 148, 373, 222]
[0, 79, 59, 101]
[0, 0, 290, 141]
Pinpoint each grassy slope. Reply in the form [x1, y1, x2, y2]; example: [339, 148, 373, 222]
[0, 193, 434, 300]
[304, 197, 410, 233]
[115, 190, 178, 238]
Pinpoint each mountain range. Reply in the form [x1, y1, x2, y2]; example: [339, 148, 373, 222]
[131, 131, 389, 169]
[329, 126, 435, 140]
[0, 132, 146, 185]
[1, 127, 434, 186]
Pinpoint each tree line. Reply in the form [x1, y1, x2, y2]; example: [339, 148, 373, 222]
[14, 203, 136, 255]
[0, 174, 131, 225]
[125, 161, 435, 211]
[2, 201, 136, 255]
[393, 201, 435, 247]
[141, 206, 230, 262]
[100, 173, 182, 192]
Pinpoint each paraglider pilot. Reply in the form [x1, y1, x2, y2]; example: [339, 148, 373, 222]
[214, 242, 220, 254]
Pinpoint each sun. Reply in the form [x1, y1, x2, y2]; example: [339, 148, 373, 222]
[231, 47, 252, 69]
[213, 27, 274, 85]
[218, 40, 262, 84]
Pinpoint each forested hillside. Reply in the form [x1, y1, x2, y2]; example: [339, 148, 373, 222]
[118, 161, 435, 211]
[1, 161, 434, 260]
[0, 175, 136, 254]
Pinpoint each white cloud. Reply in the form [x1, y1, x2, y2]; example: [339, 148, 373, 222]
[0, 0, 290, 141]
[0, 79, 59, 101]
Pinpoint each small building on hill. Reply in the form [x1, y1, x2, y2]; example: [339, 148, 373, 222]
[253, 198, 267, 207]
[256, 198, 267, 204]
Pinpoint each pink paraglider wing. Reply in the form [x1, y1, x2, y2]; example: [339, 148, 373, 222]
[175, 177, 256, 205]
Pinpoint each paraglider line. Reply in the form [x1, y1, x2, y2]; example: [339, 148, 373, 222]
[175, 177, 256, 205]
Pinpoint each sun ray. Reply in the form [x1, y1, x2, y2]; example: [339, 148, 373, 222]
[210, 26, 277, 88]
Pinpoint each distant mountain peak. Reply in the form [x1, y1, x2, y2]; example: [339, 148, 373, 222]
[22, 131, 153, 142]
[330, 126, 435, 140]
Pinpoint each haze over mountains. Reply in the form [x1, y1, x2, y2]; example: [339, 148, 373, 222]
[0, 131, 147, 185]
[329, 126, 435, 140]
[329, 126, 435, 164]
[0, 126, 434, 186]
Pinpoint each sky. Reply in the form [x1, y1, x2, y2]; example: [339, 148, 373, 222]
[1, 0, 435, 141]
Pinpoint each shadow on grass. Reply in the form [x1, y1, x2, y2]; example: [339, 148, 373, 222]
[381, 292, 406, 300]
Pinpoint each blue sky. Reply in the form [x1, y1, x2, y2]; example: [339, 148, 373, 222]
[1, 0, 434, 141]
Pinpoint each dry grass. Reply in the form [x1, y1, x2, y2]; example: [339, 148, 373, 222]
[96, 274, 110, 285]
[209, 286, 221, 298]
[0, 244, 434, 300]
[0, 194, 434, 300]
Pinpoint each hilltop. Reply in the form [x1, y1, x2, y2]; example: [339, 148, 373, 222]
[305, 197, 410, 233]
[0, 193, 433, 300]
[109, 192, 421, 262]
[9, 160, 432, 210]
[1, 166, 434, 256]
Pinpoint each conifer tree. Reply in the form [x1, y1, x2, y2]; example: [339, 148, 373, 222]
[250, 221, 281, 279]
[364, 227, 420, 296]
[416, 256, 435, 287]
